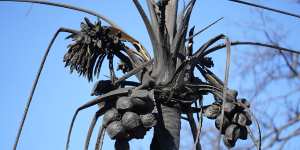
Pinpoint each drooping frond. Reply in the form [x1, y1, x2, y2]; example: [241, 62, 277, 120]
[0, 0, 120, 28]
[13, 27, 79, 150]
[229, 0, 300, 19]
[64, 18, 132, 81]
[203, 41, 300, 56]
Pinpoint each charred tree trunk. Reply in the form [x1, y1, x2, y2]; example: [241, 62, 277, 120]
[144, 1, 189, 149]
[150, 105, 181, 150]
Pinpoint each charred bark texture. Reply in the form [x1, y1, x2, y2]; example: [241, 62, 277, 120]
[151, 104, 181, 150]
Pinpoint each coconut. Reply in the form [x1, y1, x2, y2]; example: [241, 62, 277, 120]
[223, 124, 239, 148]
[140, 113, 157, 128]
[116, 97, 134, 112]
[102, 108, 119, 127]
[215, 114, 230, 134]
[121, 112, 141, 130]
[237, 98, 250, 108]
[106, 121, 126, 139]
[226, 89, 238, 102]
[223, 102, 237, 115]
[131, 97, 154, 113]
[232, 112, 252, 126]
[204, 104, 221, 119]
[223, 135, 236, 148]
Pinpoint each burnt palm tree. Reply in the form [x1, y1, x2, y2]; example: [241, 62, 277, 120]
[5, 0, 300, 150]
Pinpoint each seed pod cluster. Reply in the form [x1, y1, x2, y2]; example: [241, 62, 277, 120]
[204, 99, 252, 148]
[105, 89, 157, 141]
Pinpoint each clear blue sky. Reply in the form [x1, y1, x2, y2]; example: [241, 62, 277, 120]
[0, 0, 300, 150]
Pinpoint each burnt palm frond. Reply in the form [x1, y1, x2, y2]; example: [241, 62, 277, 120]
[165, 0, 179, 43]
[203, 41, 300, 56]
[1, 0, 151, 65]
[146, 0, 160, 38]
[157, 0, 169, 34]
[171, 0, 196, 57]
[13, 27, 79, 150]
[132, 0, 162, 65]
[64, 18, 129, 81]
[186, 17, 224, 41]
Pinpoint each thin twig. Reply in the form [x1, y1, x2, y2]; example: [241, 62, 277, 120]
[65, 88, 131, 150]
[25, 4, 33, 16]
[186, 17, 224, 41]
[114, 59, 154, 85]
[262, 30, 300, 77]
[95, 126, 106, 150]
[218, 37, 231, 150]
[203, 41, 300, 56]
[188, 112, 201, 150]
[228, 0, 300, 19]
[193, 102, 203, 150]
[246, 109, 262, 150]
[0, 0, 120, 28]
[84, 110, 101, 150]
[247, 126, 258, 149]
[13, 28, 79, 150]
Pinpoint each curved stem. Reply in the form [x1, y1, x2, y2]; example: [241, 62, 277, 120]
[95, 126, 105, 150]
[13, 27, 78, 150]
[193, 34, 225, 58]
[114, 59, 154, 85]
[203, 41, 300, 56]
[187, 112, 201, 150]
[0, 0, 121, 28]
[229, 0, 300, 19]
[218, 37, 231, 149]
[84, 110, 101, 150]
[186, 17, 224, 41]
[193, 101, 203, 150]
[246, 108, 262, 150]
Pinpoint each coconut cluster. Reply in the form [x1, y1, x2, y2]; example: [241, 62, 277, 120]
[203, 98, 252, 148]
[103, 89, 157, 141]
